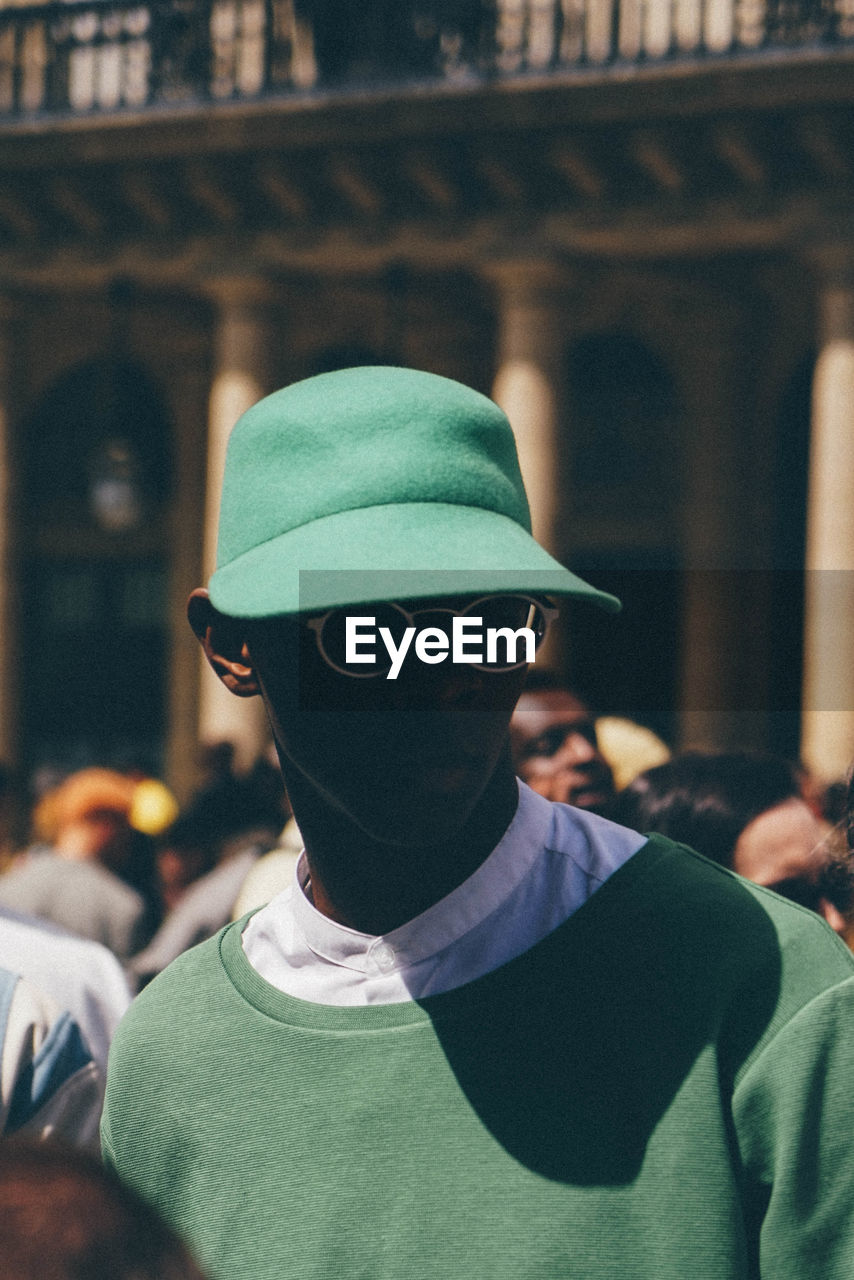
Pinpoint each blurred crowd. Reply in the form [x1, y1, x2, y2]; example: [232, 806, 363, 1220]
[0, 739, 295, 989]
[510, 671, 854, 944]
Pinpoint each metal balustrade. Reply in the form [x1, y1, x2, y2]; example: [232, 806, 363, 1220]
[0, 0, 851, 119]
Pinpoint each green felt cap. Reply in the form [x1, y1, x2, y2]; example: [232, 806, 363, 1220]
[209, 366, 621, 618]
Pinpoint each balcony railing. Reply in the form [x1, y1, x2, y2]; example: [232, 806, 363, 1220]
[0, 0, 852, 120]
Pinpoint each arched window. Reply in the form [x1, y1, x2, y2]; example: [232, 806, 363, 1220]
[23, 356, 172, 528]
[19, 357, 173, 776]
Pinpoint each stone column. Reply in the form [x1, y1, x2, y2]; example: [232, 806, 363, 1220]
[487, 260, 569, 553]
[0, 297, 17, 764]
[487, 260, 570, 667]
[197, 277, 275, 772]
[801, 248, 854, 784]
[163, 322, 210, 803]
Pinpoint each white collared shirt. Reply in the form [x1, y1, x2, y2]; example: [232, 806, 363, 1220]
[241, 781, 645, 1006]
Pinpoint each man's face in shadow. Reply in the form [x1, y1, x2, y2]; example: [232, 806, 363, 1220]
[244, 599, 529, 848]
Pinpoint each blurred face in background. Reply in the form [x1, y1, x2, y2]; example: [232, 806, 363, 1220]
[733, 796, 848, 934]
[510, 689, 614, 813]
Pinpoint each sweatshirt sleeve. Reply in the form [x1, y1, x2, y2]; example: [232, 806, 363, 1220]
[732, 972, 854, 1279]
[0, 969, 104, 1150]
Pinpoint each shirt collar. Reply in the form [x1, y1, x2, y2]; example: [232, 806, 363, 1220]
[292, 780, 554, 976]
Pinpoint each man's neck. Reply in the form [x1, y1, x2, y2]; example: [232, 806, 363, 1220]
[280, 756, 520, 936]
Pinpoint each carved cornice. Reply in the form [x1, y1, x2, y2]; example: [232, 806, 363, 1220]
[0, 95, 852, 284]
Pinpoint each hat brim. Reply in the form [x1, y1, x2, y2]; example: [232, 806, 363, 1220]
[209, 503, 621, 618]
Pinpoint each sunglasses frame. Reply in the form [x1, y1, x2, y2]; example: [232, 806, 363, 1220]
[305, 594, 559, 679]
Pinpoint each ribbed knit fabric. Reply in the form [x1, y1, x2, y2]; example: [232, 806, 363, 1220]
[103, 837, 854, 1280]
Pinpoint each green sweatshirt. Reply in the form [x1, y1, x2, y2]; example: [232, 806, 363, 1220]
[103, 837, 854, 1279]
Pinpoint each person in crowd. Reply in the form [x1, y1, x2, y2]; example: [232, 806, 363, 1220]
[104, 366, 854, 1280]
[0, 768, 150, 960]
[0, 1140, 207, 1279]
[152, 809, 223, 915]
[190, 740, 287, 850]
[509, 670, 615, 812]
[230, 812, 303, 919]
[0, 906, 130, 1073]
[0, 968, 102, 1146]
[129, 787, 281, 986]
[612, 750, 854, 934]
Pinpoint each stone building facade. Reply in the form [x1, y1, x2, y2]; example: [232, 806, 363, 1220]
[0, 0, 852, 795]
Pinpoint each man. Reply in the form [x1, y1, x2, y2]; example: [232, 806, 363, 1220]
[510, 670, 615, 812]
[104, 366, 854, 1280]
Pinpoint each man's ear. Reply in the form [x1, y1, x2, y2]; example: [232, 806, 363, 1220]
[187, 588, 261, 698]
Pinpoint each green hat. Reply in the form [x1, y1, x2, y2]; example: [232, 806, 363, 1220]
[208, 366, 620, 618]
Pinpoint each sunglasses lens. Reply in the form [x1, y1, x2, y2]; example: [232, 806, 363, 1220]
[317, 603, 408, 676]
